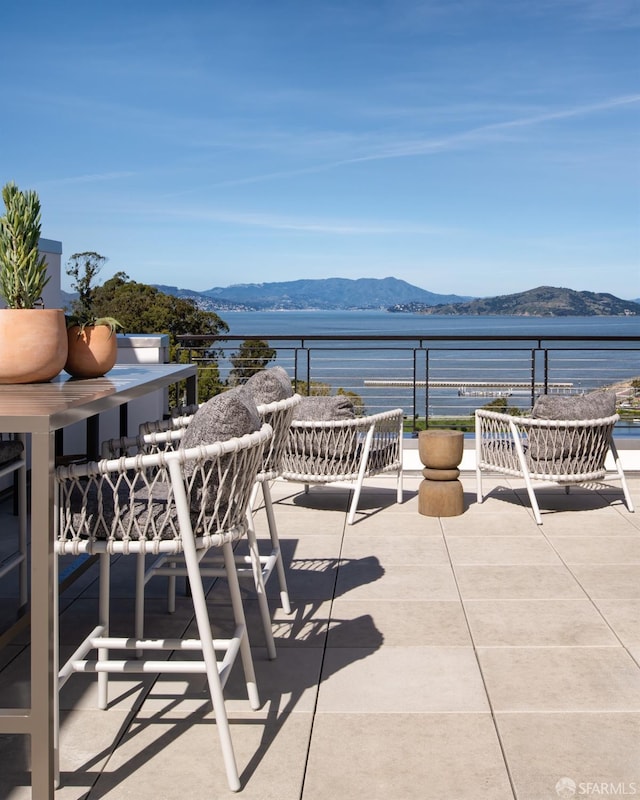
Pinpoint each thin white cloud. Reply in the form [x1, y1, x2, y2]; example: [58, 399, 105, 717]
[338, 94, 640, 163]
[178, 94, 640, 191]
[39, 171, 137, 186]
[165, 206, 453, 236]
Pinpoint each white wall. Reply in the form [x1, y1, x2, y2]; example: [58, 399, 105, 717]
[38, 238, 63, 310]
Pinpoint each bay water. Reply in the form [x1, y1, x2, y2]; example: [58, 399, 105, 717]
[222, 309, 639, 338]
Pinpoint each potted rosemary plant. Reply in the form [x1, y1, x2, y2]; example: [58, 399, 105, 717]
[0, 181, 68, 383]
[64, 251, 123, 378]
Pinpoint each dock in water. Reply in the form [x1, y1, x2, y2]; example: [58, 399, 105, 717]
[364, 379, 575, 397]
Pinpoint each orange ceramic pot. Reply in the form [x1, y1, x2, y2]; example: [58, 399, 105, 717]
[64, 324, 118, 379]
[0, 308, 68, 383]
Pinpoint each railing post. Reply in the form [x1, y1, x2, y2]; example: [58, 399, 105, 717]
[412, 348, 419, 435]
[425, 347, 430, 430]
[530, 347, 536, 409]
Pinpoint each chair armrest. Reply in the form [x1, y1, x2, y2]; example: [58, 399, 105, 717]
[101, 428, 185, 458]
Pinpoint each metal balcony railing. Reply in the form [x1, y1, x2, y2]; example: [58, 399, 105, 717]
[176, 333, 640, 437]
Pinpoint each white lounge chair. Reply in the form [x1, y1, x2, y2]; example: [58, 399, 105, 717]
[281, 406, 404, 525]
[475, 408, 634, 524]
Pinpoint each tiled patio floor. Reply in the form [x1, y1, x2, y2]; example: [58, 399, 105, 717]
[1, 470, 639, 799]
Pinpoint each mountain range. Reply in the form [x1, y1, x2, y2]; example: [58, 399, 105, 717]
[152, 278, 639, 316]
[61, 277, 639, 316]
[153, 277, 472, 311]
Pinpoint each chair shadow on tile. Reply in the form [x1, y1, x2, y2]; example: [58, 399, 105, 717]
[54, 612, 385, 798]
[285, 555, 386, 600]
[512, 483, 627, 513]
[52, 555, 386, 797]
[288, 484, 408, 519]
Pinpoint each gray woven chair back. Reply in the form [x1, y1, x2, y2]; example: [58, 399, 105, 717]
[0, 436, 24, 466]
[282, 409, 403, 483]
[256, 394, 301, 480]
[477, 411, 618, 481]
[57, 424, 272, 555]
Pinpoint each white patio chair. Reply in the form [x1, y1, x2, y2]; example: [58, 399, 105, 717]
[475, 408, 634, 525]
[106, 393, 302, 660]
[55, 422, 273, 792]
[281, 407, 404, 525]
[0, 434, 27, 607]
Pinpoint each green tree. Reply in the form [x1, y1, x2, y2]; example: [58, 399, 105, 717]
[481, 396, 523, 416]
[94, 272, 228, 342]
[65, 251, 122, 332]
[482, 396, 508, 413]
[228, 339, 276, 385]
[93, 272, 229, 402]
[66, 252, 105, 322]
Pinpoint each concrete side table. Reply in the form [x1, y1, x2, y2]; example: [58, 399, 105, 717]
[418, 429, 465, 517]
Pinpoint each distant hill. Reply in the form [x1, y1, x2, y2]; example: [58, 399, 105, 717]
[390, 286, 640, 317]
[153, 277, 472, 311]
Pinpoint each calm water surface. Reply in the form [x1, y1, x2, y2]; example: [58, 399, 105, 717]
[222, 310, 640, 338]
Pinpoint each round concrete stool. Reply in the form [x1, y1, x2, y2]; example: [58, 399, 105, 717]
[418, 429, 465, 517]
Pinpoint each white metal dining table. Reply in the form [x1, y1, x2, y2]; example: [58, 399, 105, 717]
[0, 363, 197, 799]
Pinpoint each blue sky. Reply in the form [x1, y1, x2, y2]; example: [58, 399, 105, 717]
[1, 0, 639, 299]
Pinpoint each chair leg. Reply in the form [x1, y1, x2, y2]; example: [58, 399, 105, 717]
[135, 552, 146, 656]
[53, 542, 61, 788]
[396, 466, 403, 505]
[97, 553, 111, 710]
[245, 514, 277, 660]
[182, 538, 243, 792]
[347, 488, 361, 526]
[223, 540, 260, 711]
[521, 476, 543, 525]
[610, 439, 635, 513]
[476, 465, 484, 504]
[262, 481, 291, 615]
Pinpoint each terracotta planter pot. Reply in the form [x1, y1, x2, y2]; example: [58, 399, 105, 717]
[0, 308, 68, 383]
[64, 324, 118, 379]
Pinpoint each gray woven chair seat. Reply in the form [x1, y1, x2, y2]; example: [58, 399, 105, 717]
[0, 438, 24, 465]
